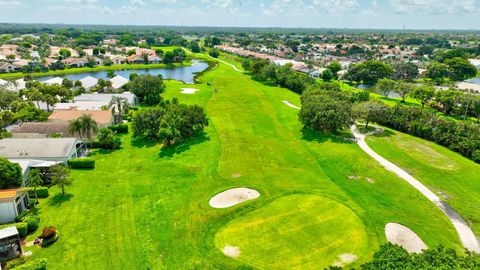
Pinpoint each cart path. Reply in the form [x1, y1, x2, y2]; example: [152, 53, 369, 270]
[351, 125, 480, 253]
[208, 55, 243, 72]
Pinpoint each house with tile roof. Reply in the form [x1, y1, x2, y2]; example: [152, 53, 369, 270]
[0, 190, 29, 224]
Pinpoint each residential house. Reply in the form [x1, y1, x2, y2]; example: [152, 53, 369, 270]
[79, 76, 98, 90]
[0, 79, 7, 87]
[0, 138, 87, 162]
[148, 55, 162, 64]
[75, 92, 138, 106]
[0, 191, 29, 224]
[109, 75, 129, 89]
[127, 54, 145, 64]
[63, 57, 88, 68]
[0, 62, 22, 73]
[0, 226, 22, 259]
[111, 55, 126, 65]
[5, 78, 26, 92]
[11, 122, 74, 138]
[468, 59, 480, 69]
[43, 77, 63, 85]
[93, 57, 103, 66]
[49, 47, 79, 58]
[102, 39, 117, 45]
[48, 110, 114, 128]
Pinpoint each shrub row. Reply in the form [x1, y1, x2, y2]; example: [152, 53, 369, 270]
[27, 187, 49, 198]
[108, 124, 129, 133]
[11, 258, 47, 270]
[67, 158, 95, 169]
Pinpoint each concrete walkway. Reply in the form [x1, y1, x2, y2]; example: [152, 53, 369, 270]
[282, 100, 301, 109]
[351, 125, 480, 253]
[208, 55, 243, 72]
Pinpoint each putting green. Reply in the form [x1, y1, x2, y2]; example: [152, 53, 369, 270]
[214, 194, 368, 269]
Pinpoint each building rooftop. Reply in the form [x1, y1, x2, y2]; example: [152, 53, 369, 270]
[0, 226, 19, 239]
[79, 76, 98, 89]
[0, 138, 80, 159]
[0, 190, 20, 200]
[74, 92, 136, 105]
[109, 75, 129, 89]
[11, 122, 74, 138]
[49, 109, 113, 125]
[43, 77, 63, 85]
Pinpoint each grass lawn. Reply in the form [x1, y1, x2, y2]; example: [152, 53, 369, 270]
[366, 128, 480, 235]
[22, 54, 463, 269]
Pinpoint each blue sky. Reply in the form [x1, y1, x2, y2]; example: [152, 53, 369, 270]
[0, 0, 479, 29]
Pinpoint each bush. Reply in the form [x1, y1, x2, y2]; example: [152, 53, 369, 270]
[27, 187, 49, 198]
[41, 232, 59, 246]
[11, 258, 47, 270]
[23, 216, 40, 233]
[67, 158, 95, 169]
[473, 150, 480, 163]
[39, 227, 59, 246]
[28, 199, 35, 208]
[15, 211, 28, 223]
[108, 124, 128, 134]
[15, 222, 28, 237]
[96, 129, 122, 150]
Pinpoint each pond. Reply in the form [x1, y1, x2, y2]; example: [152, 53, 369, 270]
[466, 78, 480, 85]
[36, 60, 209, 84]
[350, 83, 401, 98]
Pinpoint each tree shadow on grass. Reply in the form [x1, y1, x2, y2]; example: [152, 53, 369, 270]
[159, 132, 210, 158]
[48, 193, 73, 207]
[300, 128, 353, 144]
[372, 129, 395, 138]
[130, 138, 158, 148]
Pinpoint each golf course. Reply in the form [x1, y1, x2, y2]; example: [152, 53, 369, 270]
[22, 53, 475, 269]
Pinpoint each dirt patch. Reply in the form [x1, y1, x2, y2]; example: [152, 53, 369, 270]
[347, 175, 375, 184]
[223, 245, 240, 258]
[333, 253, 358, 267]
[181, 88, 199, 94]
[209, 188, 260, 208]
[385, 223, 427, 253]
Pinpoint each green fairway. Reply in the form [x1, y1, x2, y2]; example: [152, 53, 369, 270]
[366, 128, 480, 235]
[214, 194, 368, 269]
[21, 55, 464, 269]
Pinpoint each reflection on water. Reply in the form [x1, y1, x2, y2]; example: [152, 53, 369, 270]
[36, 60, 208, 84]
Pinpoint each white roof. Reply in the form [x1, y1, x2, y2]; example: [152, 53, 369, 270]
[74, 92, 136, 105]
[468, 58, 480, 67]
[0, 138, 81, 159]
[457, 82, 480, 92]
[43, 77, 63, 85]
[0, 226, 18, 239]
[9, 159, 62, 175]
[54, 101, 109, 110]
[5, 78, 26, 92]
[79, 76, 98, 89]
[0, 79, 7, 86]
[109, 75, 129, 89]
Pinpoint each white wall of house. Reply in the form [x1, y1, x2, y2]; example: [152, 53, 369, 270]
[0, 202, 18, 224]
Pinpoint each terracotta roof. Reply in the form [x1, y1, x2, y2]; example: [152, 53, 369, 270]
[0, 189, 20, 199]
[48, 110, 113, 125]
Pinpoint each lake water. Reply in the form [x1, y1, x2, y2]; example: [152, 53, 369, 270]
[36, 60, 208, 84]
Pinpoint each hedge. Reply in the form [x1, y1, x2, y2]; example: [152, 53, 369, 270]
[27, 187, 49, 198]
[108, 124, 129, 133]
[12, 258, 47, 270]
[68, 158, 95, 169]
[23, 215, 40, 233]
[15, 222, 28, 237]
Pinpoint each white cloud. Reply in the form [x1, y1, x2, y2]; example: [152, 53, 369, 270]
[312, 0, 358, 11]
[0, 0, 25, 7]
[130, 0, 146, 5]
[389, 0, 477, 14]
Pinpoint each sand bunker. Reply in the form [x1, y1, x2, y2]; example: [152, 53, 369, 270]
[209, 188, 260, 208]
[181, 88, 199, 94]
[385, 223, 427, 253]
[282, 100, 301, 110]
[333, 253, 358, 267]
[223, 245, 241, 258]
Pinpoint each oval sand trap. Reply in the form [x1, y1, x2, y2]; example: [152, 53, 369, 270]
[181, 88, 199, 94]
[209, 188, 260, 208]
[385, 223, 427, 253]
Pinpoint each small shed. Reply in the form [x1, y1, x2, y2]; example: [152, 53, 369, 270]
[0, 226, 22, 261]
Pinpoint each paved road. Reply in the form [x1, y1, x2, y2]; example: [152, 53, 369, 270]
[351, 125, 480, 253]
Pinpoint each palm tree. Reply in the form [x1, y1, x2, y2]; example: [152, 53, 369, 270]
[109, 96, 129, 124]
[28, 169, 43, 204]
[69, 114, 98, 141]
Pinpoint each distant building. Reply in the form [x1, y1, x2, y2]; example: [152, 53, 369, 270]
[109, 75, 129, 89]
[43, 77, 63, 85]
[11, 122, 74, 138]
[0, 62, 22, 73]
[74, 92, 138, 106]
[79, 76, 98, 90]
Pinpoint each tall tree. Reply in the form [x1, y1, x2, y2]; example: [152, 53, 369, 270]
[69, 114, 98, 141]
[0, 157, 22, 189]
[376, 78, 397, 98]
[353, 101, 390, 128]
[28, 169, 43, 203]
[411, 85, 435, 108]
[50, 165, 72, 195]
[393, 81, 413, 103]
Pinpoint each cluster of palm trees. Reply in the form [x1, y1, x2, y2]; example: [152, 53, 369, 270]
[68, 114, 98, 141]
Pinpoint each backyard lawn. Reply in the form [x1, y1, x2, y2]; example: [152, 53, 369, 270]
[23, 55, 464, 269]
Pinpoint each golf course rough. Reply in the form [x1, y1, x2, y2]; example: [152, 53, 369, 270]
[214, 194, 368, 269]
